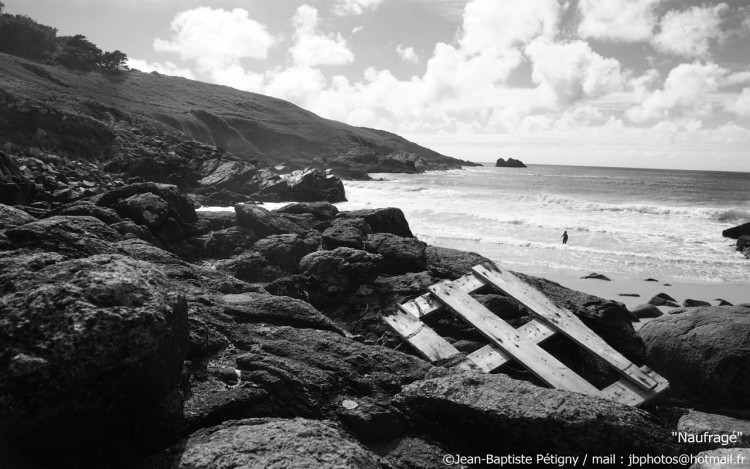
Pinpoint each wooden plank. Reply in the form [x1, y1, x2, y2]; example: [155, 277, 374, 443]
[428, 281, 603, 396]
[382, 306, 473, 370]
[472, 263, 658, 391]
[400, 274, 486, 319]
[602, 367, 670, 406]
[466, 319, 558, 372]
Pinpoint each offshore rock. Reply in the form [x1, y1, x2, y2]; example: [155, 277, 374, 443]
[495, 157, 527, 168]
[722, 221, 750, 240]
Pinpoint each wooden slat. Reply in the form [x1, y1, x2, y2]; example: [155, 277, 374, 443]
[382, 306, 473, 370]
[472, 263, 658, 392]
[466, 319, 558, 372]
[602, 367, 670, 406]
[400, 274, 486, 318]
[428, 281, 602, 396]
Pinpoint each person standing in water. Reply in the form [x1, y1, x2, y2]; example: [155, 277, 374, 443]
[561, 230, 568, 244]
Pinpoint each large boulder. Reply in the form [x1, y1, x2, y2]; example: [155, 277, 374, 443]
[365, 232, 427, 274]
[95, 183, 197, 224]
[234, 203, 307, 237]
[338, 207, 414, 238]
[640, 305, 750, 409]
[253, 233, 318, 270]
[425, 246, 490, 279]
[274, 201, 339, 221]
[214, 251, 282, 283]
[396, 372, 681, 456]
[3, 215, 123, 258]
[321, 217, 370, 250]
[722, 222, 750, 239]
[298, 247, 383, 297]
[0, 203, 35, 230]
[0, 254, 188, 454]
[283, 167, 346, 203]
[199, 227, 257, 259]
[115, 192, 170, 229]
[177, 418, 379, 469]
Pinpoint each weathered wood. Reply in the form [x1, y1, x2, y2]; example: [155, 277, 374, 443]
[602, 367, 670, 406]
[429, 281, 602, 396]
[382, 306, 471, 370]
[466, 319, 558, 372]
[472, 263, 658, 391]
[400, 273, 486, 318]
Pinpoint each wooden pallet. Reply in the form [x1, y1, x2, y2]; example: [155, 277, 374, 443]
[382, 262, 669, 407]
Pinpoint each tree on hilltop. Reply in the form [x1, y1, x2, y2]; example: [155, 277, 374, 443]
[0, 10, 57, 60]
[99, 50, 129, 73]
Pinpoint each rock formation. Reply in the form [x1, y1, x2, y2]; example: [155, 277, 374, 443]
[495, 157, 527, 168]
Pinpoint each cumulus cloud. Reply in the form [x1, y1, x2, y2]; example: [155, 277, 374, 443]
[154, 7, 275, 73]
[577, 0, 661, 43]
[626, 62, 729, 123]
[396, 45, 419, 63]
[126, 58, 195, 79]
[289, 5, 354, 66]
[525, 39, 626, 107]
[332, 0, 384, 16]
[653, 4, 728, 58]
[727, 88, 750, 117]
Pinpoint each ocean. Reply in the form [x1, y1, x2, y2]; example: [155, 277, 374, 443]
[335, 164, 750, 283]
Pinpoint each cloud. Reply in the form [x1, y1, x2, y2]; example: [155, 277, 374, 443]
[525, 39, 626, 107]
[626, 62, 728, 123]
[154, 7, 275, 73]
[289, 5, 354, 66]
[332, 0, 384, 17]
[577, 0, 661, 43]
[727, 88, 750, 117]
[126, 58, 195, 79]
[396, 45, 419, 63]
[652, 4, 728, 58]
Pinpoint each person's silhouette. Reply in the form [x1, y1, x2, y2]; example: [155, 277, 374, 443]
[561, 231, 568, 244]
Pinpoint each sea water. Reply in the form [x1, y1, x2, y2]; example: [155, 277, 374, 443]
[335, 164, 750, 283]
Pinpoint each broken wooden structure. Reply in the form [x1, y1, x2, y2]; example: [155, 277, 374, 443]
[382, 262, 669, 407]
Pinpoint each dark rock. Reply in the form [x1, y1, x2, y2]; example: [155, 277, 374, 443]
[111, 219, 152, 240]
[645, 278, 659, 282]
[115, 192, 170, 229]
[648, 294, 679, 308]
[396, 372, 680, 456]
[298, 247, 383, 299]
[194, 210, 236, 233]
[0, 254, 188, 455]
[198, 160, 257, 191]
[365, 232, 427, 275]
[95, 183, 197, 224]
[234, 203, 307, 238]
[581, 272, 611, 281]
[0, 151, 37, 205]
[0, 203, 35, 230]
[722, 222, 750, 239]
[425, 246, 491, 280]
[253, 233, 318, 271]
[737, 235, 750, 258]
[275, 201, 339, 221]
[618, 293, 640, 297]
[640, 305, 750, 409]
[219, 292, 343, 334]
[3, 215, 123, 258]
[338, 207, 414, 238]
[199, 227, 257, 259]
[214, 251, 281, 283]
[683, 299, 711, 307]
[495, 157, 527, 168]
[336, 396, 408, 442]
[177, 418, 380, 469]
[45, 201, 122, 225]
[715, 299, 734, 306]
[284, 167, 346, 203]
[321, 218, 370, 250]
[630, 304, 663, 319]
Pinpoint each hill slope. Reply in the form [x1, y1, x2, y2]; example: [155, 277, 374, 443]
[0, 53, 475, 172]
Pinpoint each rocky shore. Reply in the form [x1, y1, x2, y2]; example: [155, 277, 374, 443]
[2, 165, 750, 467]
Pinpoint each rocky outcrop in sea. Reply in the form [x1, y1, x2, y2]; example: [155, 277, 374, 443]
[495, 157, 527, 168]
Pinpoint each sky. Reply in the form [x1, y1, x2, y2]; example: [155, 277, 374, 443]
[4, 0, 750, 171]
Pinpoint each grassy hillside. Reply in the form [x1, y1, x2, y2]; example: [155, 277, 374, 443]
[0, 52, 475, 172]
